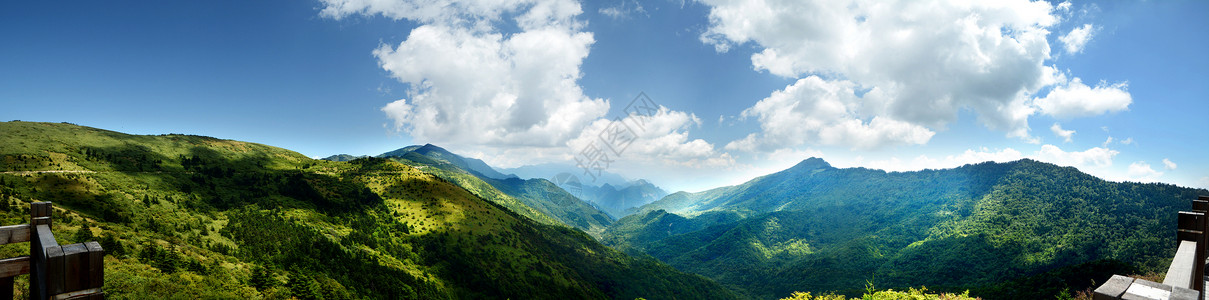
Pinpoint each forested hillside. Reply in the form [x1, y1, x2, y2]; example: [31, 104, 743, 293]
[379, 144, 615, 236]
[606, 157, 1207, 299]
[0, 121, 734, 299]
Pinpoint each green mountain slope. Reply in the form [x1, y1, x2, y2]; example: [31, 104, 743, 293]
[606, 158, 1207, 299]
[0, 121, 734, 299]
[381, 144, 614, 236]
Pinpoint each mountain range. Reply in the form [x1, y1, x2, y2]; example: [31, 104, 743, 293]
[603, 157, 1208, 299]
[4, 120, 1205, 299]
[0, 121, 733, 299]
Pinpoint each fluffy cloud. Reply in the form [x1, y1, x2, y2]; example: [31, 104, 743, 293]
[1035, 77, 1132, 118]
[725, 76, 934, 151]
[701, 0, 1133, 151]
[1035, 144, 1117, 168]
[1163, 158, 1178, 170]
[1050, 123, 1075, 143]
[567, 107, 733, 169]
[373, 24, 607, 147]
[1127, 161, 1163, 182]
[1059, 24, 1097, 54]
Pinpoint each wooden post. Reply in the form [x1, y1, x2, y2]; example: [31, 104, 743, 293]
[30, 201, 52, 300]
[1177, 211, 1206, 291]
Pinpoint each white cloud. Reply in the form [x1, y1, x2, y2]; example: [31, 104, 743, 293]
[324, 0, 736, 186]
[1121, 137, 1133, 145]
[1101, 136, 1113, 147]
[1127, 161, 1163, 182]
[599, 0, 646, 20]
[1035, 144, 1117, 168]
[854, 147, 1026, 172]
[1050, 123, 1075, 143]
[374, 24, 606, 147]
[1163, 158, 1178, 170]
[725, 76, 934, 151]
[699, 0, 1133, 152]
[701, 0, 1058, 139]
[1057, 1, 1072, 11]
[1035, 77, 1131, 118]
[1059, 24, 1096, 54]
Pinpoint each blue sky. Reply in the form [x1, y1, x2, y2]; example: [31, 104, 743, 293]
[2, 0, 1206, 192]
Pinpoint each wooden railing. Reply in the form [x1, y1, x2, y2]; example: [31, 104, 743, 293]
[0, 202, 104, 299]
[1094, 196, 1209, 300]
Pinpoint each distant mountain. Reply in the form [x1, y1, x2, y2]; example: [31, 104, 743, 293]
[505, 164, 667, 218]
[380, 144, 614, 236]
[607, 157, 1208, 299]
[0, 121, 736, 299]
[502, 162, 630, 187]
[320, 154, 365, 162]
[585, 180, 668, 218]
[380, 144, 516, 180]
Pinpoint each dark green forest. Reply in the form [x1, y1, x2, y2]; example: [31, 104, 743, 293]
[605, 158, 1206, 299]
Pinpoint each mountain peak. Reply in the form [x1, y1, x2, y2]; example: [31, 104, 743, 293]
[792, 157, 832, 170]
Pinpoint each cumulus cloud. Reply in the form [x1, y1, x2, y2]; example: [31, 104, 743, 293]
[1050, 123, 1075, 143]
[373, 24, 606, 147]
[1163, 158, 1177, 170]
[1035, 77, 1131, 118]
[1127, 161, 1163, 182]
[1059, 24, 1097, 54]
[725, 76, 934, 151]
[701, 0, 1133, 151]
[1035, 144, 1117, 168]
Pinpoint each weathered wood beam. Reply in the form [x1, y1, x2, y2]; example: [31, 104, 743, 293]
[0, 224, 30, 245]
[0, 256, 31, 278]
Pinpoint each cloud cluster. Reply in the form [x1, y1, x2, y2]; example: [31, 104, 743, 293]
[322, 0, 608, 148]
[1059, 23, 1098, 54]
[699, 0, 1131, 151]
[725, 76, 934, 151]
[1050, 123, 1075, 143]
[322, 0, 736, 184]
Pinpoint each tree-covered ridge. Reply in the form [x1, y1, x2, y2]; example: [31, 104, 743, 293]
[381, 145, 615, 236]
[0, 121, 735, 299]
[605, 157, 1207, 299]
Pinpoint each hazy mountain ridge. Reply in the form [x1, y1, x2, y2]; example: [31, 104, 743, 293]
[378, 144, 615, 236]
[504, 163, 668, 219]
[0, 121, 736, 299]
[606, 157, 1208, 299]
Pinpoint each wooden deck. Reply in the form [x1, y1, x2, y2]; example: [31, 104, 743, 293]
[1094, 196, 1209, 300]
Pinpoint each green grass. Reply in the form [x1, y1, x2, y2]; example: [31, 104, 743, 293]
[0, 121, 735, 299]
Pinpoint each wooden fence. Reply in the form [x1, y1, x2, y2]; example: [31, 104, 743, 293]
[0, 202, 104, 299]
[1094, 196, 1209, 300]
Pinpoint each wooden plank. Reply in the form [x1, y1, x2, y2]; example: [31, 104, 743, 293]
[1178, 211, 1204, 232]
[62, 243, 87, 293]
[31, 224, 54, 300]
[1124, 279, 1172, 299]
[31, 201, 52, 228]
[52, 287, 102, 300]
[84, 241, 103, 289]
[46, 245, 65, 295]
[1177, 229, 1202, 242]
[0, 256, 31, 278]
[1169, 286, 1199, 300]
[0, 224, 30, 245]
[1194, 200, 1209, 213]
[1094, 274, 1134, 300]
[1164, 240, 1198, 288]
